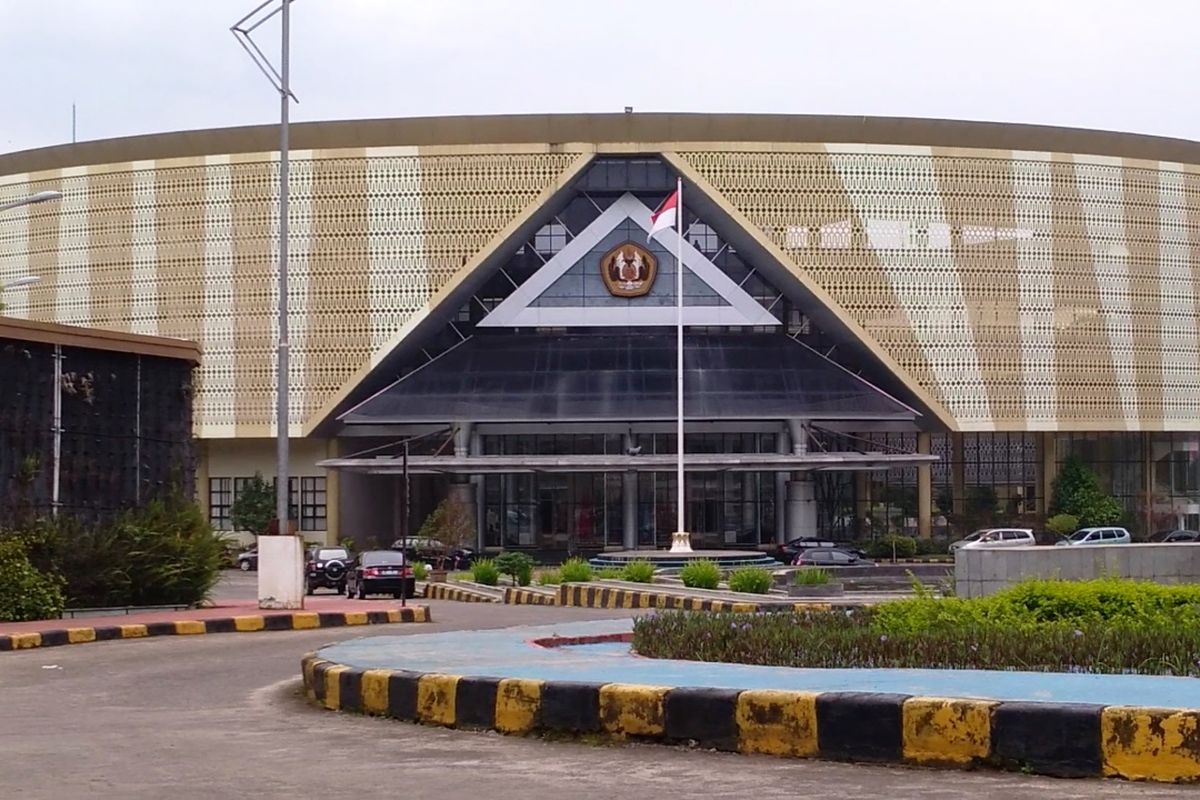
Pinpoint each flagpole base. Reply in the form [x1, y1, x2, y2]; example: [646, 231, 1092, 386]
[668, 530, 694, 554]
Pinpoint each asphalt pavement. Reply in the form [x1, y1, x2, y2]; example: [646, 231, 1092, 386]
[0, 600, 1191, 800]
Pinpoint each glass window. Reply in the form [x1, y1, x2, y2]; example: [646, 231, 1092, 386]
[361, 551, 406, 566]
[829, 550, 853, 564]
[300, 477, 327, 532]
[208, 478, 233, 530]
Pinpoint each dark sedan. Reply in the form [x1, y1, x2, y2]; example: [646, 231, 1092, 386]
[772, 537, 866, 564]
[1156, 529, 1200, 543]
[348, 550, 416, 599]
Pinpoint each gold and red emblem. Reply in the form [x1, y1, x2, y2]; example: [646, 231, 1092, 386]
[600, 241, 658, 298]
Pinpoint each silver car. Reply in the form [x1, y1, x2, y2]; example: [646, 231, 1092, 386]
[1054, 527, 1132, 546]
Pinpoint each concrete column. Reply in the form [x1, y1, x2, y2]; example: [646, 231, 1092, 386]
[786, 473, 817, 539]
[195, 439, 209, 519]
[622, 472, 637, 550]
[952, 433, 966, 516]
[917, 431, 931, 540]
[1141, 431, 1153, 538]
[1040, 432, 1057, 514]
[775, 427, 789, 544]
[325, 438, 340, 546]
[741, 472, 757, 544]
[453, 422, 474, 458]
[470, 430, 484, 550]
[622, 432, 637, 550]
[788, 419, 809, 455]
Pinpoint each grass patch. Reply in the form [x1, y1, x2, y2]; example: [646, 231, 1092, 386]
[621, 560, 656, 583]
[469, 558, 500, 586]
[679, 559, 721, 590]
[595, 566, 624, 580]
[559, 557, 594, 583]
[792, 567, 831, 586]
[536, 569, 562, 586]
[632, 578, 1200, 676]
[727, 566, 773, 594]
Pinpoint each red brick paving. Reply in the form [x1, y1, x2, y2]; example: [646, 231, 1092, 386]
[0, 595, 415, 634]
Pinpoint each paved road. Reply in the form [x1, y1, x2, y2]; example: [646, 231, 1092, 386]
[0, 602, 1189, 800]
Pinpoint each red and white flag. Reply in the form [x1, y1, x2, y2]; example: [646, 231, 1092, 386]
[647, 187, 679, 241]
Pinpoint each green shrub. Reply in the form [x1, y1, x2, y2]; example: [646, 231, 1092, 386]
[632, 609, 1200, 677]
[8, 495, 223, 609]
[469, 558, 500, 586]
[621, 560, 656, 583]
[1051, 456, 1123, 527]
[793, 567, 831, 586]
[1046, 513, 1079, 538]
[914, 538, 948, 556]
[229, 473, 275, 536]
[865, 535, 917, 560]
[494, 551, 534, 586]
[596, 566, 624, 580]
[559, 557, 593, 583]
[411, 561, 428, 581]
[679, 559, 721, 589]
[727, 566, 773, 594]
[0, 539, 65, 622]
[537, 569, 563, 586]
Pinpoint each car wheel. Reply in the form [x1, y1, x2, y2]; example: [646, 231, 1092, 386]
[239, 560, 251, 572]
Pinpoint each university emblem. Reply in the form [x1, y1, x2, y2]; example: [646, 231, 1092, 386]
[600, 242, 657, 298]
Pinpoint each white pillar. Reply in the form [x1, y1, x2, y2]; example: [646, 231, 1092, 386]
[622, 432, 638, 550]
[786, 473, 817, 540]
[775, 425, 789, 544]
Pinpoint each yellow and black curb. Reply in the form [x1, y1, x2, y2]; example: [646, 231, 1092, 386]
[423, 584, 499, 603]
[502, 587, 559, 606]
[553, 584, 851, 613]
[302, 650, 1200, 784]
[0, 606, 431, 653]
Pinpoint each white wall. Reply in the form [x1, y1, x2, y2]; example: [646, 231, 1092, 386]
[955, 544, 1200, 598]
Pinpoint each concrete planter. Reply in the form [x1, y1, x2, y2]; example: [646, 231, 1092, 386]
[787, 582, 845, 598]
[428, 568, 449, 584]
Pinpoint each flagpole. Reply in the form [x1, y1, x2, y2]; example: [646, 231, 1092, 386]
[673, 177, 689, 552]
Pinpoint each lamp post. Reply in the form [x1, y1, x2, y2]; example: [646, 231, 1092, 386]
[232, 0, 302, 610]
[0, 191, 63, 214]
[2, 275, 41, 290]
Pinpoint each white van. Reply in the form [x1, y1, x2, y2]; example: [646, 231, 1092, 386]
[1054, 527, 1132, 546]
[959, 528, 1036, 549]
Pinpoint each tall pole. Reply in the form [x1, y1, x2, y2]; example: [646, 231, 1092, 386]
[673, 177, 689, 551]
[275, 0, 291, 535]
[402, 440, 409, 608]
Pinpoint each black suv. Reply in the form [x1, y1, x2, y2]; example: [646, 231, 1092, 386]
[305, 546, 352, 595]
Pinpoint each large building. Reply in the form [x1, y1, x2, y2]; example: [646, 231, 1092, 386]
[1, 113, 1198, 551]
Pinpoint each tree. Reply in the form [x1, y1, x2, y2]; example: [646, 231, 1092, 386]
[1050, 456, 1123, 527]
[230, 473, 274, 537]
[416, 497, 475, 569]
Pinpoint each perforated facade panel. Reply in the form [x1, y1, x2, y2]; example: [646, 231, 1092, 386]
[677, 145, 1200, 432]
[2, 115, 1199, 436]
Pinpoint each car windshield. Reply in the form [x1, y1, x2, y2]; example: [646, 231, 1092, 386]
[964, 531, 986, 541]
[361, 551, 406, 566]
[316, 548, 349, 561]
[1067, 530, 1091, 541]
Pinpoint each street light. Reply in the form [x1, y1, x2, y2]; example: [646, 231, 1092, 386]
[232, 0, 301, 610]
[2, 275, 41, 290]
[0, 191, 63, 214]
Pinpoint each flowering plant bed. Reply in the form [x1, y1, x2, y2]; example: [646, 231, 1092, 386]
[632, 578, 1200, 676]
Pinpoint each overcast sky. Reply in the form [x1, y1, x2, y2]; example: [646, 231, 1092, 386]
[1, 0, 1196, 155]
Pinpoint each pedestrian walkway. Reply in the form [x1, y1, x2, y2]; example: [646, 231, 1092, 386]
[318, 619, 1200, 709]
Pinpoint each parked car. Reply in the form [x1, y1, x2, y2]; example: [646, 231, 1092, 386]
[1054, 527, 1132, 547]
[792, 548, 875, 567]
[949, 528, 1032, 552]
[959, 528, 1036, 550]
[305, 545, 352, 594]
[236, 547, 258, 571]
[1154, 529, 1200, 543]
[390, 536, 475, 569]
[773, 537, 866, 563]
[348, 550, 416, 599]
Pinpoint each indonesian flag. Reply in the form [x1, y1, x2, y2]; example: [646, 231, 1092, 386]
[647, 187, 679, 241]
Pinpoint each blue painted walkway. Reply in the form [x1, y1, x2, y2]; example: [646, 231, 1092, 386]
[318, 619, 1200, 709]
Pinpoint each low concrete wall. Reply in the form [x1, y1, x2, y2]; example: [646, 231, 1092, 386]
[955, 544, 1200, 598]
